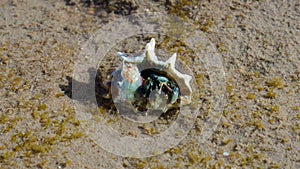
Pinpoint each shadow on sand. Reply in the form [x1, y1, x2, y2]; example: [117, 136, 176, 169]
[59, 67, 115, 111]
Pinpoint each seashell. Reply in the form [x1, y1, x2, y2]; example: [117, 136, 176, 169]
[111, 38, 192, 113]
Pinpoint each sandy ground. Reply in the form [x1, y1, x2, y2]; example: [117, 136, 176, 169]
[0, 0, 299, 168]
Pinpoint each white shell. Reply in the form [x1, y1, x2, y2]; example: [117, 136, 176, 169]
[111, 38, 192, 112]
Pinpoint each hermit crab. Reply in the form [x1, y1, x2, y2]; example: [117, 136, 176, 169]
[110, 38, 192, 113]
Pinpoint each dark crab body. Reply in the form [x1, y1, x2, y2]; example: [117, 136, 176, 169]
[133, 70, 180, 112]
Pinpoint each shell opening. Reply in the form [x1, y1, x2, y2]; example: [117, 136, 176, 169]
[132, 68, 180, 112]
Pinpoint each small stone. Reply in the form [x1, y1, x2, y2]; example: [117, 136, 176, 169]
[223, 151, 230, 156]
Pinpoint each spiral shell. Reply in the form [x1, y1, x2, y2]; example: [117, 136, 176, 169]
[111, 38, 192, 113]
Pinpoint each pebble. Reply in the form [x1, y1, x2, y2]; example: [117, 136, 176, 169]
[223, 151, 230, 156]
